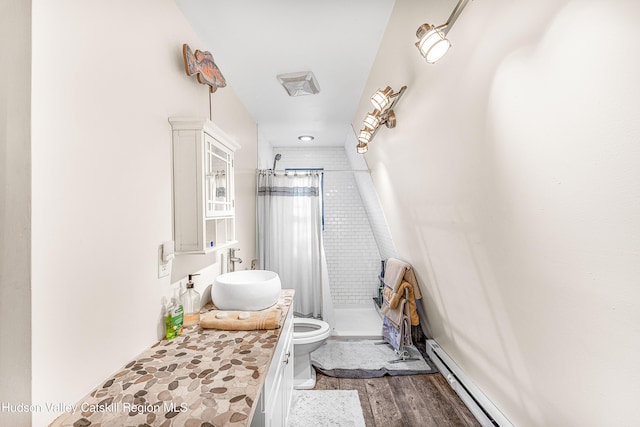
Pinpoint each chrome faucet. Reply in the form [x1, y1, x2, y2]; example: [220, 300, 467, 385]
[229, 248, 243, 272]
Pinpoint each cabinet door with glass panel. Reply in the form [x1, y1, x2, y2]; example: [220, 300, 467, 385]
[169, 118, 240, 254]
[205, 133, 234, 217]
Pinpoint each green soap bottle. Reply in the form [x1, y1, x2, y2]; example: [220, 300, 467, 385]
[165, 289, 184, 340]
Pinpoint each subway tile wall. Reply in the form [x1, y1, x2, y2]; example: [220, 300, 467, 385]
[273, 146, 381, 306]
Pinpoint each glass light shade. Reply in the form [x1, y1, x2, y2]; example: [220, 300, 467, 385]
[356, 142, 368, 154]
[363, 112, 381, 130]
[370, 86, 393, 111]
[358, 129, 373, 144]
[417, 27, 451, 63]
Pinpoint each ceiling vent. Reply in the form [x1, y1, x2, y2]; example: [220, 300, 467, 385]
[277, 71, 320, 96]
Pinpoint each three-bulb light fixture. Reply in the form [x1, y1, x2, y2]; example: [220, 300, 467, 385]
[356, 85, 407, 154]
[356, 0, 471, 154]
[415, 0, 471, 64]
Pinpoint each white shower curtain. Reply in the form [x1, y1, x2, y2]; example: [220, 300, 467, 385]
[257, 170, 333, 322]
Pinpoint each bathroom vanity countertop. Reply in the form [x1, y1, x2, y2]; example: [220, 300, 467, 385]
[51, 289, 295, 427]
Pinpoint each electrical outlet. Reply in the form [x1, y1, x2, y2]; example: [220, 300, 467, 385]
[159, 261, 170, 278]
[158, 245, 171, 278]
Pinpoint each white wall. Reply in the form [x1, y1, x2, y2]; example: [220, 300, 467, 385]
[0, 1, 32, 426]
[354, 0, 640, 425]
[344, 132, 397, 260]
[31, 0, 256, 424]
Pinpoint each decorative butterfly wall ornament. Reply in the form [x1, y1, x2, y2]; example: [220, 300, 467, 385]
[182, 44, 227, 93]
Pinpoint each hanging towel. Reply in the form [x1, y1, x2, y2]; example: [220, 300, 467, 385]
[383, 258, 423, 300]
[382, 317, 402, 351]
[380, 288, 403, 329]
[381, 281, 419, 326]
[383, 258, 410, 292]
[382, 258, 432, 342]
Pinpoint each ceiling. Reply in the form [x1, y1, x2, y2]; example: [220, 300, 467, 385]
[175, 0, 395, 147]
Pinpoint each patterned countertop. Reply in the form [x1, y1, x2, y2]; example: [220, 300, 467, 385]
[51, 289, 295, 427]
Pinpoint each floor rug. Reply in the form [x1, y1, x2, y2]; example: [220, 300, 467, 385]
[311, 339, 438, 378]
[287, 390, 366, 427]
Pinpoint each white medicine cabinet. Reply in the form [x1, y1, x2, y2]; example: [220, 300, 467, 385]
[169, 118, 240, 254]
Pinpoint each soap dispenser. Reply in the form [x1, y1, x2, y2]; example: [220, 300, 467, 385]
[165, 291, 184, 340]
[182, 274, 201, 327]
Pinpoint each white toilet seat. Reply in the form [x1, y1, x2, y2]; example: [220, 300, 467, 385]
[293, 318, 331, 345]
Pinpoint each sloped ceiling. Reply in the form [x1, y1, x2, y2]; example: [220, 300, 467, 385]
[176, 0, 395, 147]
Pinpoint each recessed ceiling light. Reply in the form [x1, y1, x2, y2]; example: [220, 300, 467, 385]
[298, 135, 314, 142]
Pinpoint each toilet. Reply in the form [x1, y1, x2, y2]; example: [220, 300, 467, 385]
[293, 317, 331, 389]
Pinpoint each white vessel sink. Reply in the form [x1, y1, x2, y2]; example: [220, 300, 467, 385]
[212, 270, 281, 311]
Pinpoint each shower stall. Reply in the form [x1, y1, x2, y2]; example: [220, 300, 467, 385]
[263, 147, 394, 338]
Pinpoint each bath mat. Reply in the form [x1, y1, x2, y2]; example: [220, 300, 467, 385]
[288, 390, 366, 427]
[310, 339, 437, 378]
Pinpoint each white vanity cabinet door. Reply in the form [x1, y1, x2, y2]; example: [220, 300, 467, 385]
[280, 334, 294, 427]
[169, 118, 240, 254]
[251, 307, 294, 427]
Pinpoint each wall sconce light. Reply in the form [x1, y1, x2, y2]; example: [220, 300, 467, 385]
[356, 85, 407, 154]
[416, 0, 471, 63]
[370, 86, 395, 111]
[358, 128, 374, 145]
[363, 111, 381, 130]
[416, 24, 450, 63]
[356, 142, 369, 154]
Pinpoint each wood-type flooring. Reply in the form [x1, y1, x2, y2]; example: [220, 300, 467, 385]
[313, 372, 482, 427]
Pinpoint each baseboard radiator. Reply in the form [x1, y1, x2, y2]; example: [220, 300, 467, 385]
[426, 340, 514, 427]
